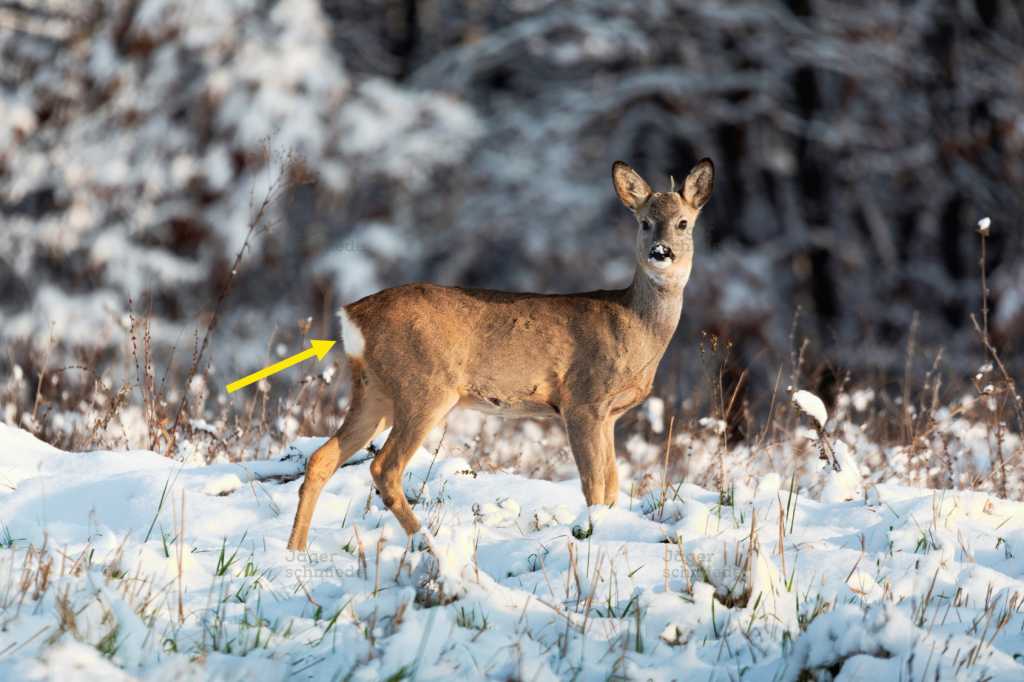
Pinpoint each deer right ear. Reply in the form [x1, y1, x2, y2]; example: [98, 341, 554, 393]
[612, 161, 652, 211]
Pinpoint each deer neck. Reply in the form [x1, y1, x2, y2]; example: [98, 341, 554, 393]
[624, 264, 688, 340]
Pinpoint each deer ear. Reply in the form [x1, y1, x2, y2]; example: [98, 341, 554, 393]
[612, 161, 652, 211]
[682, 158, 714, 209]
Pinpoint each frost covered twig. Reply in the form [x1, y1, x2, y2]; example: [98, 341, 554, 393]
[790, 388, 840, 472]
[166, 152, 298, 454]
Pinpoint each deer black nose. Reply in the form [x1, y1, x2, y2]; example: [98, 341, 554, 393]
[648, 243, 675, 262]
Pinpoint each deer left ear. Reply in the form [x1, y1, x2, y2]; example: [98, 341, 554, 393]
[681, 158, 714, 209]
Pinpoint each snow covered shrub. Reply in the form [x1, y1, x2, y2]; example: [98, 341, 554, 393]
[0, 0, 480, 379]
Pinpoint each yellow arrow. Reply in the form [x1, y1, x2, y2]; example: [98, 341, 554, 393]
[226, 339, 336, 394]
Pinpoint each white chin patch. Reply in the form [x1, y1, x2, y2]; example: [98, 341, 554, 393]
[648, 258, 673, 270]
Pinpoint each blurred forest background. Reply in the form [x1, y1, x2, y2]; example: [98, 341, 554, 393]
[1, 0, 1022, 442]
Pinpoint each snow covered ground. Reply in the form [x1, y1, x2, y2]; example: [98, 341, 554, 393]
[1, 421, 1023, 681]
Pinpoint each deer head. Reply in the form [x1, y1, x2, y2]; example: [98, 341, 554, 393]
[612, 158, 715, 288]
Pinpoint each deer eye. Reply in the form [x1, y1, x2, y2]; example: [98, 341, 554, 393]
[641, 220, 652, 231]
[678, 219, 688, 230]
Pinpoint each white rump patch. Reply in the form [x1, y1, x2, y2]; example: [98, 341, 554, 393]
[338, 307, 365, 357]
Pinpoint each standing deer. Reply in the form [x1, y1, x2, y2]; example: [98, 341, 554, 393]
[287, 158, 714, 551]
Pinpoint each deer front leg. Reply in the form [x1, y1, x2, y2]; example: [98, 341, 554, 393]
[602, 418, 620, 506]
[563, 407, 609, 506]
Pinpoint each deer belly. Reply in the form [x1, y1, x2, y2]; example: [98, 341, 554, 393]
[458, 392, 560, 419]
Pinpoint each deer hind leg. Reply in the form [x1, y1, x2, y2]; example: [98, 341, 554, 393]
[287, 368, 390, 551]
[602, 418, 620, 506]
[563, 407, 609, 506]
[370, 393, 458, 537]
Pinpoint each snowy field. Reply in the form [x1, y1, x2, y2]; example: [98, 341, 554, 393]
[1, 421, 1022, 681]
[3, 2, 1022, 680]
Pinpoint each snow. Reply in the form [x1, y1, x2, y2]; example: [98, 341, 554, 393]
[792, 389, 828, 428]
[819, 440, 864, 503]
[642, 396, 665, 434]
[0, 0, 482, 373]
[978, 216, 992, 235]
[1, 423, 1023, 680]
[338, 79, 482, 189]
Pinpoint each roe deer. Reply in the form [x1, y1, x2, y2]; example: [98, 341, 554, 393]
[287, 158, 715, 551]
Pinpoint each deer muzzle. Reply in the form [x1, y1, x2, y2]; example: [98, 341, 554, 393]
[647, 242, 675, 268]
